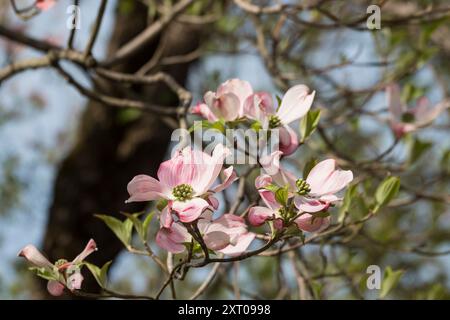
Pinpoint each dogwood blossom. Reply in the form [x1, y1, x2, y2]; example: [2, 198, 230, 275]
[156, 210, 255, 256]
[387, 84, 450, 138]
[191, 79, 253, 121]
[249, 152, 352, 232]
[18, 239, 97, 296]
[244, 85, 315, 155]
[126, 144, 237, 223]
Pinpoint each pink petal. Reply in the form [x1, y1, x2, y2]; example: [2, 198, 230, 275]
[191, 102, 218, 122]
[193, 144, 230, 194]
[255, 174, 272, 189]
[160, 207, 174, 229]
[415, 99, 450, 128]
[156, 224, 190, 253]
[207, 196, 220, 210]
[318, 170, 353, 195]
[67, 272, 84, 291]
[204, 92, 241, 121]
[386, 84, 405, 119]
[217, 78, 253, 114]
[172, 198, 209, 222]
[157, 152, 196, 192]
[294, 196, 329, 213]
[218, 232, 255, 257]
[259, 150, 283, 176]
[295, 214, 330, 232]
[258, 189, 280, 211]
[243, 92, 274, 121]
[72, 239, 97, 264]
[278, 125, 299, 156]
[18, 245, 53, 268]
[211, 166, 238, 192]
[36, 0, 56, 11]
[203, 231, 230, 251]
[306, 159, 336, 193]
[47, 280, 65, 296]
[248, 206, 275, 226]
[277, 85, 315, 124]
[126, 174, 164, 203]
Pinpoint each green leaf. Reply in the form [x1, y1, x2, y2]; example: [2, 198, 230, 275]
[142, 212, 155, 241]
[380, 267, 404, 298]
[263, 183, 280, 193]
[85, 261, 112, 288]
[302, 158, 318, 179]
[338, 184, 357, 222]
[116, 109, 142, 125]
[95, 214, 133, 246]
[122, 212, 154, 242]
[274, 186, 289, 206]
[300, 109, 321, 142]
[29, 267, 60, 281]
[374, 176, 400, 213]
[409, 138, 432, 164]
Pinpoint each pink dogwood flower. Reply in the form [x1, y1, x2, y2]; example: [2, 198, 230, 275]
[251, 152, 352, 232]
[192, 79, 254, 121]
[293, 159, 353, 213]
[18, 239, 97, 296]
[156, 210, 255, 256]
[126, 144, 237, 223]
[244, 85, 315, 155]
[387, 84, 450, 138]
[36, 0, 56, 11]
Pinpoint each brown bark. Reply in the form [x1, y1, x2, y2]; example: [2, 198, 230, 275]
[41, 2, 202, 297]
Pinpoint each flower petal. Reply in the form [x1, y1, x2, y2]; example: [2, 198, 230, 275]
[243, 92, 274, 121]
[191, 102, 218, 122]
[277, 85, 315, 124]
[156, 224, 190, 253]
[205, 92, 241, 121]
[72, 239, 97, 264]
[217, 78, 253, 113]
[172, 198, 209, 222]
[306, 159, 336, 193]
[318, 170, 353, 195]
[67, 272, 84, 291]
[203, 231, 230, 251]
[248, 206, 275, 226]
[386, 84, 405, 119]
[295, 214, 330, 232]
[278, 125, 299, 156]
[211, 166, 238, 192]
[18, 245, 53, 268]
[47, 280, 65, 296]
[294, 196, 329, 213]
[36, 0, 56, 11]
[126, 174, 164, 203]
[160, 207, 174, 229]
[218, 232, 255, 257]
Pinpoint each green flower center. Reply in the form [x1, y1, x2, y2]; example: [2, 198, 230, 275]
[296, 178, 311, 195]
[401, 112, 415, 123]
[55, 259, 68, 268]
[269, 115, 282, 129]
[172, 184, 194, 201]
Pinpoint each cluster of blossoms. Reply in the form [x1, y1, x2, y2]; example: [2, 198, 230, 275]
[192, 79, 315, 155]
[126, 79, 352, 255]
[19, 79, 354, 295]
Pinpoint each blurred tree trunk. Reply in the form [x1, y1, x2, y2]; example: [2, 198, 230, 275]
[40, 2, 202, 298]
